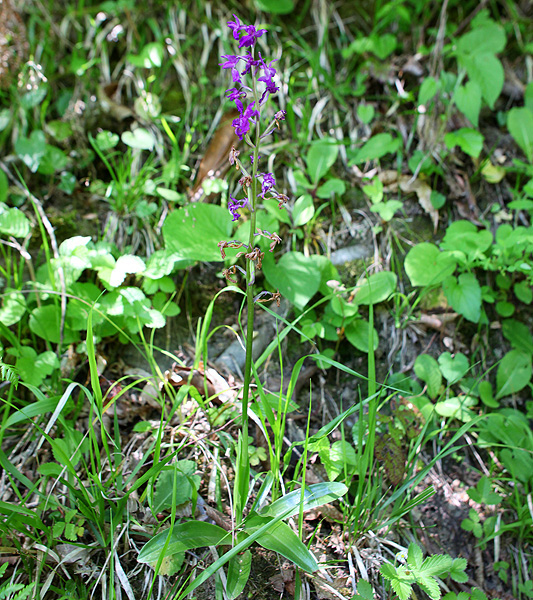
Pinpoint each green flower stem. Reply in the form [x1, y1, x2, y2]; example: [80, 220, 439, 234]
[235, 66, 262, 526]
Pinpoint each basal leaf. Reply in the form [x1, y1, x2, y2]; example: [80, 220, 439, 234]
[306, 137, 339, 184]
[438, 352, 469, 384]
[137, 522, 230, 565]
[414, 354, 442, 399]
[496, 350, 532, 399]
[405, 243, 456, 287]
[163, 204, 233, 262]
[353, 271, 397, 305]
[262, 251, 322, 310]
[245, 515, 318, 573]
[507, 107, 533, 164]
[344, 318, 378, 353]
[443, 273, 481, 323]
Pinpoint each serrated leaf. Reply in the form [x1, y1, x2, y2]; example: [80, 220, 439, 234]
[449, 558, 469, 583]
[417, 575, 441, 599]
[407, 543, 424, 570]
[418, 554, 453, 577]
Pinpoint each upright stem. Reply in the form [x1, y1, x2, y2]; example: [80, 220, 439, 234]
[234, 69, 261, 526]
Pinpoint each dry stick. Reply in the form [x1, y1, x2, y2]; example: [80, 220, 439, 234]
[0, 159, 67, 353]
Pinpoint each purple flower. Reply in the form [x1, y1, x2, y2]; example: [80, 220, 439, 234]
[219, 54, 242, 83]
[225, 87, 247, 101]
[227, 15, 244, 40]
[240, 52, 259, 76]
[238, 25, 267, 48]
[232, 99, 260, 140]
[259, 172, 276, 197]
[228, 196, 248, 221]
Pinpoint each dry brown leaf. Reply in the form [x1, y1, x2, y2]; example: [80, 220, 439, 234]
[189, 110, 240, 202]
[97, 83, 134, 121]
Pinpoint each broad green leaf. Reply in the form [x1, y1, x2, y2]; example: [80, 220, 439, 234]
[262, 251, 322, 310]
[405, 243, 456, 286]
[369, 33, 396, 60]
[454, 81, 482, 127]
[306, 137, 339, 185]
[319, 440, 357, 480]
[443, 273, 481, 323]
[445, 128, 484, 158]
[414, 354, 442, 399]
[441, 220, 492, 256]
[137, 522, 231, 565]
[316, 178, 346, 199]
[507, 107, 533, 164]
[438, 352, 469, 384]
[457, 23, 506, 56]
[496, 350, 532, 399]
[100, 254, 145, 288]
[418, 77, 438, 106]
[94, 130, 119, 151]
[163, 204, 233, 262]
[16, 348, 59, 387]
[349, 133, 400, 165]
[514, 281, 532, 304]
[20, 85, 48, 109]
[502, 319, 533, 354]
[29, 304, 79, 344]
[226, 550, 252, 599]
[244, 515, 318, 573]
[15, 130, 46, 172]
[38, 144, 69, 175]
[434, 396, 477, 421]
[152, 469, 198, 514]
[292, 194, 315, 226]
[353, 271, 397, 305]
[46, 120, 73, 142]
[0, 289, 26, 326]
[121, 127, 155, 150]
[344, 318, 378, 352]
[357, 104, 375, 124]
[260, 482, 348, 519]
[463, 53, 504, 109]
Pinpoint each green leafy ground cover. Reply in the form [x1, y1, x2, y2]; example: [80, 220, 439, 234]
[0, 0, 532, 598]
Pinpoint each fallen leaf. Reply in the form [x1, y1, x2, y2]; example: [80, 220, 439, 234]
[189, 110, 240, 202]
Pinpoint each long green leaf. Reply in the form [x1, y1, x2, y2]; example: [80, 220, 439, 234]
[245, 515, 318, 572]
[260, 482, 347, 519]
[137, 521, 231, 564]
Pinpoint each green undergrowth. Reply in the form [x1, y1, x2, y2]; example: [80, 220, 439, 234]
[0, 0, 532, 599]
